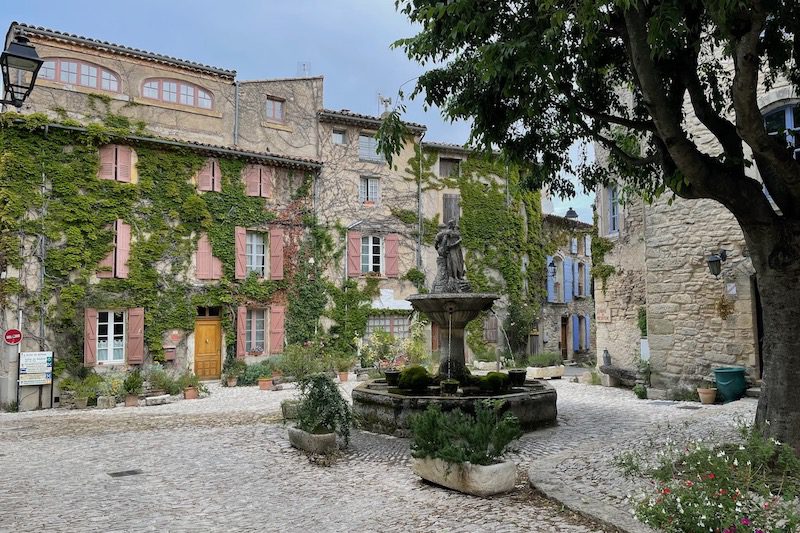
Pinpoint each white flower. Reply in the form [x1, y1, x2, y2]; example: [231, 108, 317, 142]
[733, 458, 738, 466]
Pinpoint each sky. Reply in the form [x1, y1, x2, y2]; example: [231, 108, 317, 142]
[2, 0, 593, 221]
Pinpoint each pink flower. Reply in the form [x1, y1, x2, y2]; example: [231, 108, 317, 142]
[741, 517, 750, 526]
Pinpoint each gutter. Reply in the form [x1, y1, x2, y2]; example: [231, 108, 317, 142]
[233, 81, 240, 146]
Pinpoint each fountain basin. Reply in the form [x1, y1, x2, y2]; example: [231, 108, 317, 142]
[352, 379, 557, 437]
[407, 293, 499, 328]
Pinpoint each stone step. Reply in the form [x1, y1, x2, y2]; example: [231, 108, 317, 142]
[144, 394, 172, 406]
[745, 387, 761, 398]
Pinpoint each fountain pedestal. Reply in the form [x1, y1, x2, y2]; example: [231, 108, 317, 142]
[407, 293, 499, 382]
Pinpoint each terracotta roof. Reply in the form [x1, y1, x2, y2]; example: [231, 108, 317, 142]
[8, 22, 236, 80]
[543, 213, 593, 230]
[318, 108, 426, 133]
[423, 141, 472, 153]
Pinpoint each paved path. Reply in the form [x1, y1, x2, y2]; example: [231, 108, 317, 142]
[0, 379, 756, 532]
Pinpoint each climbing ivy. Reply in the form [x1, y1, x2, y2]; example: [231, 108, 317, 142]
[325, 278, 379, 352]
[590, 213, 616, 292]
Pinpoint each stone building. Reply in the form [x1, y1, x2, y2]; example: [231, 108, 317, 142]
[593, 72, 796, 392]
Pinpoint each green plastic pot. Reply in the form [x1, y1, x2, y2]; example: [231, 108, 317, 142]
[713, 367, 747, 403]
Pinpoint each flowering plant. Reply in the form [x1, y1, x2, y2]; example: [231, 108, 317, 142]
[625, 426, 800, 533]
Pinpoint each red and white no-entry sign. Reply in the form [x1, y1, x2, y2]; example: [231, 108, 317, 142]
[4, 329, 22, 345]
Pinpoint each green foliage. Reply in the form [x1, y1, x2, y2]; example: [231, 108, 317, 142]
[628, 426, 800, 533]
[286, 236, 328, 345]
[637, 307, 648, 338]
[326, 279, 378, 352]
[177, 371, 208, 394]
[481, 371, 511, 394]
[145, 365, 181, 395]
[402, 267, 426, 291]
[632, 383, 648, 400]
[123, 369, 144, 395]
[590, 216, 617, 293]
[281, 342, 327, 380]
[223, 358, 247, 379]
[296, 373, 352, 445]
[590, 371, 602, 386]
[238, 361, 277, 386]
[410, 401, 522, 466]
[398, 365, 432, 391]
[528, 352, 563, 368]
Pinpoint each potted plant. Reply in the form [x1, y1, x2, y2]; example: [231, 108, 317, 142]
[440, 378, 459, 395]
[507, 368, 527, 387]
[398, 366, 432, 392]
[335, 354, 354, 382]
[222, 359, 246, 387]
[526, 352, 565, 380]
[383, 367, 401, 386]
[410, 400, 522, 497]
[697, 381, 717, 405]
[177, 371, 204, 400]
[123, 369, 143, 407]
[258, 374, 273, 390]
[288, 373, 352, 454]
[96, 376, 119, 409]
[74, 380, 94, 409]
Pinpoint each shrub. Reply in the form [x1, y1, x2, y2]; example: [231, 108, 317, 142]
[410, 400, 522, 466]
[528, 352, 562, 367]
[296, 373, 352, 446]
[398, 365, 432, 391]
[146, 365, 181, 395]
[481, 371, 510, 394]
[177, 371, 208, 394]
[97, 372, 125, 399]
[627, 426, 800, 533]
[222, 358, 246, 379]
[633, 383, 648, 399]
[282, 343, 326, 380]
[239, 361, 275, 386]
[123, 369, 144, 395]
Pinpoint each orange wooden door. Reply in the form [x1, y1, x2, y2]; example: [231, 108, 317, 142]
[194, 319, 221, 380]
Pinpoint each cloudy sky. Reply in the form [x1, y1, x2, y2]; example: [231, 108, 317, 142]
[3, 0, 593, 221]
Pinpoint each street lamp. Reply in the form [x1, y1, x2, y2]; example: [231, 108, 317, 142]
[1, 35, 43, 108]
[706, 250, 728, 277]
[547, 260, 557, 278]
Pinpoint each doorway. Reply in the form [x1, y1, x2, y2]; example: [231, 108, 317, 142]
[195, 307, 222, 380]
[560, 316, 569, 359]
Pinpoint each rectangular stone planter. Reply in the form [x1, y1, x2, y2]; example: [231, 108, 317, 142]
[281, 399, 300, 420]
[526, 365, 565, 380]
[412, 457, 516, 497]
[287, 427, 337, 454]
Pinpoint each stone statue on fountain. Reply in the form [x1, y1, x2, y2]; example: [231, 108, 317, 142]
[432, 220, 471, 294]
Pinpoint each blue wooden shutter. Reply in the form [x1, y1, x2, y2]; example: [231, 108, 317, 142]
[572, 261, 579, 296]
[564, 257, 573, 302]
[584, 263, 591, 297]
[572, 314, 580, 352]
[546, 255, 554, 303]
[584, 313, 591, 350]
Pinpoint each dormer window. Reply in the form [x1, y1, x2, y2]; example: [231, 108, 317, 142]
[141, 78, 214, 110]
[39, 58, 120, 93]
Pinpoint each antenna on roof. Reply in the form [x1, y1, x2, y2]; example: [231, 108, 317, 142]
[377, 93, 392, 116]
[296, 61, 311, 77]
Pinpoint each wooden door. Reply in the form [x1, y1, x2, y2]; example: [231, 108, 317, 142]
[560, 316, 569, 359]
[194, 319, 221, 380]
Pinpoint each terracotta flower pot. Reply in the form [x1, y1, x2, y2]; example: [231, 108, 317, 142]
[183, 386, 199, 400]
[697, 387, 717, 405]
[338, 371, 349, 382]
[258, 378, 273, 391]
[125, 394, 139, 407]
[226, 376, 238, 387]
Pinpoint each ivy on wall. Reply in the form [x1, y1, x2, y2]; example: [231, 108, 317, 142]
[590, 213, 616, 292]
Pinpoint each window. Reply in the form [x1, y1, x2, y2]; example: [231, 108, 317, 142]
[764, 104, 799, 160]
[141, 78, 214, 110]
[439, 157, 460, 178]
[97, 311, 125, 363]
[366, 315, 410, 340]
[443, 194, 460, 224]
[40, 58, 120, 92]
[584, 235, 592, 256]
[359, 134, 384, 163]
[359, 177, 380, 204]
[98, 145, 133, 182]
[245, 309, 266, 354]
[265, 97, 284, 122]
[361, 235, 382, 274]
[570, 237, 578, 254]
[246, 232, 267, 277]
[607, 185, 620, 234]
[332, 130, 346, 145]
[577, 262, 585, 296]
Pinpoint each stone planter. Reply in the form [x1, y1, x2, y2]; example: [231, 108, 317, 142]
[384, 370, 400, 387]
[124, 394, 139, 407]
[412, 457, 516, 497]
[287, 427, 337, 454]
[281, 399, 301, 420]
[473, 361, 502, 371]
[508, 369, 527, 387]
[183, 387, 199, 400]
[258, 378, 273, 391]
[338, 371, 349, 382]
[440, 380, 459, 395]
[74, 397, 89, 409]
[526, 365, 565, 380]
[97, 395, 116, 409]
[698, 387, 717, 405]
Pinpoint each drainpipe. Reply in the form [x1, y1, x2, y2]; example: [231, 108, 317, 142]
[344, 220, 363, 282]
[233, 81, 240, 146]
[417, 131, 425, 269]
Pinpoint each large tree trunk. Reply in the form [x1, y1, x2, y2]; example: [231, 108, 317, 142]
[749, 227, 800, 455]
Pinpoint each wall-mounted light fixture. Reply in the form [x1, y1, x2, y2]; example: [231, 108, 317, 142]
[1, 35, 43, 108]
[706, 250, 728, 277]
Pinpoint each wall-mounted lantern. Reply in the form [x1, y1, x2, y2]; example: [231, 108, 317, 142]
[1, 35, 43, 108]
[548, 260, 557, 278]
[706, 250, 728, 277]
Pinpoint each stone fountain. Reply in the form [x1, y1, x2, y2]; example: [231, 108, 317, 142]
[352, 221, 557, 436]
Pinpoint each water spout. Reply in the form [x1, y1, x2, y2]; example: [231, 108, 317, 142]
[491, 309, 514, 371]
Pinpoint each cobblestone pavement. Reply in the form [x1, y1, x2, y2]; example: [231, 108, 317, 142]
[0, 379, 757, 532]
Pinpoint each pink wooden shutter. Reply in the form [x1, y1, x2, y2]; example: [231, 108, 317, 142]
[210, 254, 223, 279]
[269, 226, 284, 280]
[234, 226, 247, 279]
[212, 159, 222, 192]
[236, 305, 247, 358]
[196, 233, 212, 279]
[244, 165, 260, 196]
[116, 146, 132, 183]
[347, 231, 361, 277]
[116, 221, 131, 279]
[98, 145, 115, 180]
[269, 305, 285, 354]
[126, 307, 145, 364]
[97, 249, 115, 278]
[385, 233, 400, 278]
[84, 308, 98, 366]
[260, 166, 273, 197]
[197, 159, 212, 191]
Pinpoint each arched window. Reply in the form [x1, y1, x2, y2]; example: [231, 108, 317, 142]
[39, 58, 120, 92]
[141, 78, 213, 110]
